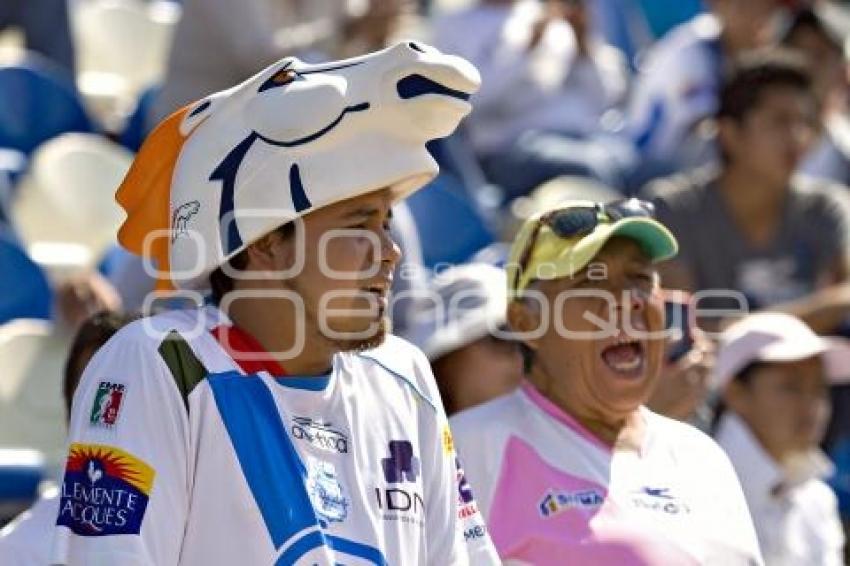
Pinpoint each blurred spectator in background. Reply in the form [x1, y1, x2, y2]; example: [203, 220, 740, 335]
[54, 272, 123, 331]
[152, 0, 411, 123]
[0, 310, 136, 566]
[783, 4, 847, 117]
[646, 51, 850, 331]
[410, 263, 522, 415]
[590, 0, 704, 72]
[792, 3, 850, 185]
[0, 0, 75, 76]
[434, 0, 631, 200]
[386, 202, 429, 340]
[628, 0, 783, 180]
[713, 313, 846, 566]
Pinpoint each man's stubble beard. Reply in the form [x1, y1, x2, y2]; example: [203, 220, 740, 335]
[285, 275, 391, 354]
[330, 314, 390, 353]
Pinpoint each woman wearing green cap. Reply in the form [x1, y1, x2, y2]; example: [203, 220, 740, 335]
[450, 199, 764, 565]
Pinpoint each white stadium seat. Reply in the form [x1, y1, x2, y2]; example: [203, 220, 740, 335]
[11, 133, 133, 277]
[0, 319, 68, 467]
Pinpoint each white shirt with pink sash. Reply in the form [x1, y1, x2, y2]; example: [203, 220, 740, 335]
[450, 383, 764, 565]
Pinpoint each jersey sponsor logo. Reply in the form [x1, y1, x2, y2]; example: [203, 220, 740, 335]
[374, 487, 425, 528]
[291, 416, 349, 454]
[57, 443, 155, 536]
[442, 426, 454, 455]
[89, 381, 126, 429]
[455, 458, 481, 520]
[305, 456, 349, 524]
[375, 440, 424, 527]
[463, 524, 487, 541]
[538, 488, 604, 518]
[381, 440, 419, 483]
[631, 486, 692, 515]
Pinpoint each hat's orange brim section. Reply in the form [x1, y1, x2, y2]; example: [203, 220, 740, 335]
[116, 106, 191, 291]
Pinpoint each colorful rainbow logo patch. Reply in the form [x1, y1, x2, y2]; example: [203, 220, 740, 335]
[57, 443, 155, 536]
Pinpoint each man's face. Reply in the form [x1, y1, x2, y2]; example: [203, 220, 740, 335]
[527, 237, 666, 418]
[729, 357, 830, 457]
[257, 189, 401, 351]
[721, 86, 818, 187]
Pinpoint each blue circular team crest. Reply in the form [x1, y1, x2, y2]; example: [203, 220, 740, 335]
[305, 457, 349, 524]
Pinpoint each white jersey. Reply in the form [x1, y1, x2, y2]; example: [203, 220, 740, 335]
[716, 413, 845, 566]
[49, 306, 498, 565]
[0, 489, 59, 566]
[450, 383, 764, 565]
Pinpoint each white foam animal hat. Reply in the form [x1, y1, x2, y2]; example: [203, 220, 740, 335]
[116, 41, 480, 290]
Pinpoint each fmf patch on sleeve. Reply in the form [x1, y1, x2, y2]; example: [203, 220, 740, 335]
[89, 381, 126, 428]
[57, 443, 155, 536]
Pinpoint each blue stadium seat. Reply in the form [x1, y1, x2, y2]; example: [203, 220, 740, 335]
[0, 55, 96, 155]
[119, 84, 160, 152]
[406, 174, 495, 269]
[637, 0, 704, 39]
[0, 148, 27, 188]
[0, 232, 52, 323]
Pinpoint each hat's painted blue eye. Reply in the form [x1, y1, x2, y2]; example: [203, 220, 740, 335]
[189, 99, 211, 117]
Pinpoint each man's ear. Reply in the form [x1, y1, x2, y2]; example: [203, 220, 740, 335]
[507, 300, 542, 351]
[244, 231, 294, 272]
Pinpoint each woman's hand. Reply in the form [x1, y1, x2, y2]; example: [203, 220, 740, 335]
[647, 338, 714, 421]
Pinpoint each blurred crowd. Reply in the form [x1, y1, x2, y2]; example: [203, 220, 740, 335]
[4, 0, 850, 564]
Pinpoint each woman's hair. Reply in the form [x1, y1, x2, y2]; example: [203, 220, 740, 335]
[209, 222, 296, 305]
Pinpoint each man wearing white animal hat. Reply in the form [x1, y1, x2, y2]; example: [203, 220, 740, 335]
[49, 42, 498, 565]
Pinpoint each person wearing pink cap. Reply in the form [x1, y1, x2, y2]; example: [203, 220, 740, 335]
[714, 312, 849, 565]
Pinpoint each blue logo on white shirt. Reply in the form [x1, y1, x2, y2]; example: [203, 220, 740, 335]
[631, 486, 691, 515]
[305, 457, 349, 524]
[539, 489, 604, 518]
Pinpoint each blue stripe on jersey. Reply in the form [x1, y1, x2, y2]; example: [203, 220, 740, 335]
[274, 374, 331, 391]
[275, 531, 389, 566]
[326, 535, 389, 565]
[209, 371, 388, 564]
[207, 371, 316, 547]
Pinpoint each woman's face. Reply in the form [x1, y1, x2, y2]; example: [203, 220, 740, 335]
[527, 237, 666, 422]
[728, 357, 831, 459]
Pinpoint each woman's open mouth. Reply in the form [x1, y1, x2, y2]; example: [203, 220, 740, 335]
[601, 338, 645, 377]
